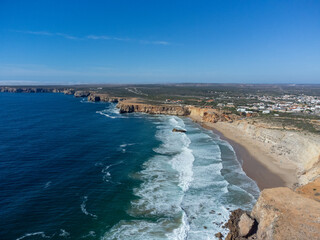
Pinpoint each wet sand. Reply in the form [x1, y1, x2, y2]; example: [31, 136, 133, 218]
[211, 128, 286, 190]
[190, 119, 297, 190]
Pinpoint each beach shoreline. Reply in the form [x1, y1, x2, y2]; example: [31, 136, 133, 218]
[189, 117, 297, 190]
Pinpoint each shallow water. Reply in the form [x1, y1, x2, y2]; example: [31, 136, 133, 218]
[0, 93, 259, 240]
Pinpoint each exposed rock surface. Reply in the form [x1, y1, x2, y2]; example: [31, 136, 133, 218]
[295, 177, 320, 202]
[238, 213, 255, 237]
[188, 106, 238, 123]
[224, 209, 256, 240]
[0, 87, 55, 93]
[117, 101, 190, 116]
[215, 232, 224, 240]
[252, 187, 320, 240]
[87, 93, 123, 103]
[0, 86, 76, 94]
[117, 101, 239, 122]
[225, 178, 320, 240]
[74, 91, 90, 97]
[172, 128, 186, 133]
[213, 120, 320, 186]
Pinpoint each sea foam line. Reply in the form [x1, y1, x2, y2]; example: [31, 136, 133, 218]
[81, 196, 97, 219]
[16, 232, 52, 240]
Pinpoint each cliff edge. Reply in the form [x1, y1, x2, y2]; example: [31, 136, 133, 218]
[224, 177, 320, 240]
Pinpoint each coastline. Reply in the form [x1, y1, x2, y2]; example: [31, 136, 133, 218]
[190, 118, 297, 190]
[206, 122, 297, 190]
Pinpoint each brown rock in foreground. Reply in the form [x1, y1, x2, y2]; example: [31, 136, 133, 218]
[295, 177, 320, 202]
[238, 213, 255, 237]
[251, 187, 320, 240]
[226, 178, 320, 240]
[224, 209, 253, 240]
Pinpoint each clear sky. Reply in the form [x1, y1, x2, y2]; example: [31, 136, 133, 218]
[0, 0, 319, 85]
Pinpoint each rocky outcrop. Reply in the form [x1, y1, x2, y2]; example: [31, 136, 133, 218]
[188, 106, 238, 123]
[295, 177, 320, 202]
[87, 93, 123, 103]
[62, 89, 75, 95]
[74, 91, 90, 97]
[172, 128, 186, 133]
[0, 87, 55, 93]
[0, 87, 75, 94]
[238, 213, 255, 237]
[225, 178, 320, 240]
[117, 101, 239, 122]
[117, 102, 190, 116]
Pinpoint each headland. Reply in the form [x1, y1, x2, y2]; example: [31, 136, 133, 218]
[1, 84, 320, 239]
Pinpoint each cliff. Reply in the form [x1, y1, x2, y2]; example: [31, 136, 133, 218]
[224, 177, 320, 240]
[116, 100, 239, 121]
[87, 93, 123, 103]
[213, 120, 320, 186]
[117, 101, 190, 116]
[0, 86, 75, 94]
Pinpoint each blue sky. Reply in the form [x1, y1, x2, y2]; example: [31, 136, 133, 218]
[0, 0, 319, 84]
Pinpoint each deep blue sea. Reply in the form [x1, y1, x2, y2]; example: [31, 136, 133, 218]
[0, 93, 259, 240]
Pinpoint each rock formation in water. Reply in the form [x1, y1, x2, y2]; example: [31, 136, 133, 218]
[224, 177, 320, 240]
[172, 128, 187, 133]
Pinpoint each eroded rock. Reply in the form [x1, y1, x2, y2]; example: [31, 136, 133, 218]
[238, 213, 255, 237]
[251, 187, 320, 240]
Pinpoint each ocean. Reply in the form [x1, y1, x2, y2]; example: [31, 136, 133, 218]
[0, 93, 260, 240]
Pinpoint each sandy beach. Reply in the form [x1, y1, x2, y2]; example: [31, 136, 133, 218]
[189, 117, 298, 190]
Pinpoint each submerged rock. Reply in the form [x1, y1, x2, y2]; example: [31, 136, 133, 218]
[215, 232, 224, 240]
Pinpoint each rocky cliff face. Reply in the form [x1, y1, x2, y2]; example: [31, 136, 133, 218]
[74, 91, 90, 97]
[87, 93, 123, 103]
[0, 87, 55, 93]
[0, 86, 75, 94]
[218, 120, 320, 185]
[117, 102, 191, 116]
[188, 106, 238, 123]
[117, 101, 239, 121]
[225, 177, 320, 240]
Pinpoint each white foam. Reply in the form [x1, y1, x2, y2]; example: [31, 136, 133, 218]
[103, 218, 185, 240]
[104, 116, 259, 239]
[167, 211, 190, 240]
[170, 147, 194, 192]
[16, 232, 51, 240]
[96, 110, 116, 119]
[59, 229, 70, 237]
[44, 181, 51, 189]
[101, 161, 123, 183]
[81, 231, 96, 238]
[80, 196, 97, 219]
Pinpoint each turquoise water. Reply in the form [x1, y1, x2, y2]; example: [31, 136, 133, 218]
[0, 93, 259, 240]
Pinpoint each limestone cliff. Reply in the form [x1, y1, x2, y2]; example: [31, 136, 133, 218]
[117, 100, 239, 121]
[0, 86, 75, 94]
[225, 177, 320, 240]
[87, 93, 123, 103]
[74, 91, 90, 97]
[117, 101, 190, 116]
[214, 120, 320, 185]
